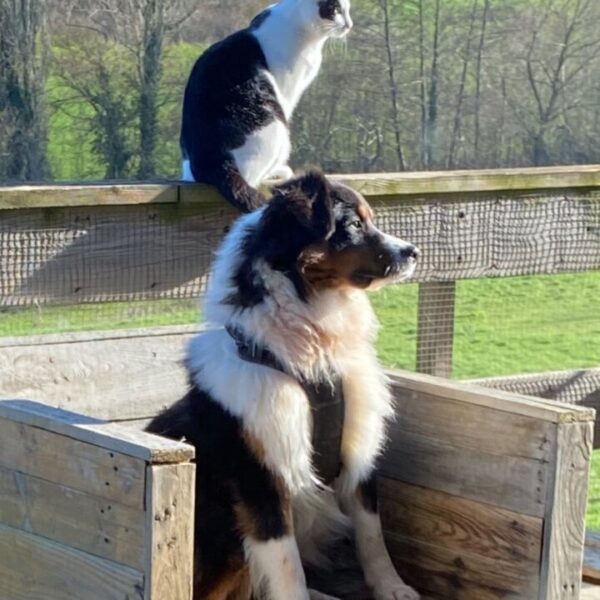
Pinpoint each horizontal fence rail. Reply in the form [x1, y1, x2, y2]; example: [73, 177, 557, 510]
[0, 164, 599, 393]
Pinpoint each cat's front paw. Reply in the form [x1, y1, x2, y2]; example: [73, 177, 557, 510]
[373, 578, 420, 600]
[270, 165, 295, 180]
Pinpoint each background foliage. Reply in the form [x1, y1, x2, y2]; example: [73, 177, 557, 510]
[2, 0, 600, 183]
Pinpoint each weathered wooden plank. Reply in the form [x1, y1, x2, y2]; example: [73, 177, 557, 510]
[0, 464, 145, 570]
[379, 430, 549, 517]
[582, 583, 600, 600]
[540, 421, 594, 600]
[0, 417, 146, 508]
[0, 400, 194, 463]
[0, 523, 145, 600]
[0, 328, 193, 421]
[3, 166, 600, 211]
[391, 384, 555, 460]
[416, 282, 456, 378]
[0, 182, 178, 210]
[385, 531, 538, 600]
[389, 369, 596, 423]
[144, 463, 195, 600]
[471, 369, 600, 449]
[378, 478, 543, 565]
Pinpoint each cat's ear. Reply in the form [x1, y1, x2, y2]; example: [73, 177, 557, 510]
[269, 170, 335, 242]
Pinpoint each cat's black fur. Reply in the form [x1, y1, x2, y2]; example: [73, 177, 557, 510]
[180, 28, 284, 213]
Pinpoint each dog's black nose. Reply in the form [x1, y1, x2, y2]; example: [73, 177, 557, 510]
[400, 245, 420, 260]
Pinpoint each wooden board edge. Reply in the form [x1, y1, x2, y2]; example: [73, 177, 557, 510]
[0, 400, 195, 464]
[2, 165, 600, 209]
[144, 463, 196, 600]
[539, 421, 593, 599]
[388, 369, 597, 424]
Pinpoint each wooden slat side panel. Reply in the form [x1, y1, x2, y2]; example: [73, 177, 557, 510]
[0, 332, 192, 421]
[0, 524, 145, 600]
[0, 417, 146, 509]
[380, 430, 550, 518]
[378, 478, 543, 565]
[391, 387, 555, 460]
[0, 465, 145, 570]
[145, 463, 195, 600]
[0, 400, 194, 463]
[385, 532, 538, 600]
[540, 421, 594, 600]
[388, 369, 596, 423]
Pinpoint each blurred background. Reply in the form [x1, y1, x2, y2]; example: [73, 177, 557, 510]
[2, 0, 600, 183]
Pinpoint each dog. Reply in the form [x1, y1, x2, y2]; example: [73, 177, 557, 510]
[147, 171, 420, 600]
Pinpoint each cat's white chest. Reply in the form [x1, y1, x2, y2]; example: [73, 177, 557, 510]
[253, 26, 324, 120]
[267, 48, 323, 118]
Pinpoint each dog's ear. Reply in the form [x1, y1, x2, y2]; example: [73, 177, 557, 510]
[269, 170, 335, 243]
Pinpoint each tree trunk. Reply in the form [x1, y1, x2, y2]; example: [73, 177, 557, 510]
[380, 0, 405, 171]
[0, 0, 50, 181]
[137, 0, 164, 179]
[424, 0, 441, 169]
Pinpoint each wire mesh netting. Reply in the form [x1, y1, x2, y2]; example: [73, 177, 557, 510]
[1, 184, 600, 525]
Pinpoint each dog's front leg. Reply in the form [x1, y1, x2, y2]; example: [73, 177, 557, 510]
[245, 534, 310, 600]
[341, 474, 419, 600]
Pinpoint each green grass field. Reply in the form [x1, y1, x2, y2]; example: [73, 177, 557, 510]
[3, 271, 600, 525]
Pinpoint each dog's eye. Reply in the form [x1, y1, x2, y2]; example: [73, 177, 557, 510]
[350, 219, 362, 230]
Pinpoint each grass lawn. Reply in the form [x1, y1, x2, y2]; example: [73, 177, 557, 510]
[2, 271, 600, 525]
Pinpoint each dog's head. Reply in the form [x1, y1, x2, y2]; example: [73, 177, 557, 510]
[246, 170, 418, 299]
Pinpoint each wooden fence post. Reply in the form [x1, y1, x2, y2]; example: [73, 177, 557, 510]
[416, 281, 456, 378]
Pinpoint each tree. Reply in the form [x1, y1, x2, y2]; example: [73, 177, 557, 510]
[0, 0, 50, 181]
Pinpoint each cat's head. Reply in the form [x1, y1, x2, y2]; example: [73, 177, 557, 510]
[314, 0, 353, 38]
[258, 0, 352, 39]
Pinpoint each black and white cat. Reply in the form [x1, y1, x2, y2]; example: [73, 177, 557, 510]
[180, 0, 352, 212]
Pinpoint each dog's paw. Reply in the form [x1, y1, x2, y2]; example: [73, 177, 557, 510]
[308, 590, 341, 600]
[373, 579, 420, 600]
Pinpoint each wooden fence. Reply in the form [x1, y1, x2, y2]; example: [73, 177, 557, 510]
[1, 165, 599, 407]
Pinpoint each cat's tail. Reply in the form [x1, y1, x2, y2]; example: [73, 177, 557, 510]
[213, 162, 268, 214]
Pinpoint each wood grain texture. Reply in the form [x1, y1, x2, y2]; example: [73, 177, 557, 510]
[0, 417, 146, 508]
[379, 430, 549, 517]
[391, 385, 555, 460]
[416, 282, 456, 378]
[471, 369, 600, 450]
[0, 182, 178, 210]
[145, 463, 195, 600]
[385, 531, 539, 600]
[388, 369, 596, 423]
[378, 478, 543, 565]
[0, 400, 194, 463]
[540, 421, 594, 600]
[3, 166, 600, 210]
[0, 464, 146, 570]
[0, 328, 193, 421]
[0, 523, 144, 600]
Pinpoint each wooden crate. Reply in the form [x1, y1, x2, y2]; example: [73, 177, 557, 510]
[0, 330, 595, 600]
[0, 400, 195, 600]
